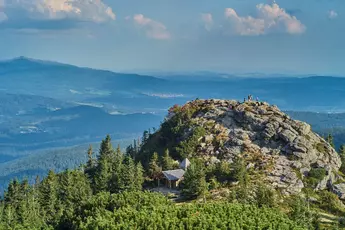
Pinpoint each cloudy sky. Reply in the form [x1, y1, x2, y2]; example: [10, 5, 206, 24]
[0, 0, 344, 75]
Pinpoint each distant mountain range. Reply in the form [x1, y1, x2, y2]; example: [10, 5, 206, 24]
[1, 56, 345, 191]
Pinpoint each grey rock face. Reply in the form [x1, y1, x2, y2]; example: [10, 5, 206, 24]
[331, 183, 345, 200]
[185, 99, 342, 196]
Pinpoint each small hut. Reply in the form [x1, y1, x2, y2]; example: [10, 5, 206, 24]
[162, 158, 191, 189]
[162, 169, 185, 189]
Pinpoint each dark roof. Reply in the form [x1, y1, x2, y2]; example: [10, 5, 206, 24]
[162, 169, 185, 181]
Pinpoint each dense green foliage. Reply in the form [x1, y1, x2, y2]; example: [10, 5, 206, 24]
[181, 159, 208, 199]
[306, 167, 327, 188]
[0, 134, 312, 229]
[3, 101, 345, 230]
[0, 135, 145, 229]
[0, 139, 133, 194]
[72, 191, 306, 230]
[138, 101, 212, 166]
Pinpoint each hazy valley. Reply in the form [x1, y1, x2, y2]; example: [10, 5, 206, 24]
[1, 57, 345, 193]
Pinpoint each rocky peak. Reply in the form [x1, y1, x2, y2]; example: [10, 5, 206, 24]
[169, 99, 342, 196]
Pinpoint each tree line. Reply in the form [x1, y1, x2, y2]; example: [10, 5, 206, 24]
[1, 131, 343, 229]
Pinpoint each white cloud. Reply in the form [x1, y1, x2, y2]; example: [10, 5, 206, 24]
[0, 12, 7, 22]
[201, 13, 213, 31]
[223, 3, 305, 36]
[4, 0, 115, 22]
[328, 10, 338, 19]
[131, 14, 170, 40]
[0, 0, 6, 23]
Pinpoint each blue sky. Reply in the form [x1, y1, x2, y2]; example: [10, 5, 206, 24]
[0, 0, 344, 75]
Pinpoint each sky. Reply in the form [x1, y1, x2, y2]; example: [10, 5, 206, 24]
[0, 0, 344, 75]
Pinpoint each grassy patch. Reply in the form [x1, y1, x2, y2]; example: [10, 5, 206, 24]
[304, 167, 327, 188]
[315, 142, 327, 154]
[292, 168, 303, 180]
[304, 135, 311, 141]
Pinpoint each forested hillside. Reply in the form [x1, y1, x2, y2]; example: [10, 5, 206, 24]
[0, 139, 133, 193]
[0, 136, 309, 230]
[3, 99, 345, 229]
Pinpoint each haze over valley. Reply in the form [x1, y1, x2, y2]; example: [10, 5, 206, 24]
[1, 57, 345, 192]
[2, 0, 345, 228]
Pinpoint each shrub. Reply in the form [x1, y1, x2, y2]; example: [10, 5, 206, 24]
[315, 143, 326, 153]
[318, 191, 345, 215]
[255, 183, 276, 208]
[306, 167, 326, 188]
[308, 168, 326, 181]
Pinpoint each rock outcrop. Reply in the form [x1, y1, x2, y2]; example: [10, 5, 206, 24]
[168, 99, 343, 196]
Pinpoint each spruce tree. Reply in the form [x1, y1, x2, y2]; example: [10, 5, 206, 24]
[86, 145, 95, 170]
[126, 144, 135, 159]
[255, 183, 276, 208]
[94, 135, 114, 192]
[339, 144, 345, 174]
[109, 145, 124, 193]
[4, 179, 21, 208]
[17, 185, 45, 229]
[233, 157, 249, 188]
[148, 152, 162, 186]
[85, 145, 96, 185]
[122, 156, 136, 191]
[135, 163, 145, 190]
[142, 130, 149, 145]
[58, 170, 92, 229]
[133, 140, 137, 156]
[182, 159, 208, 199]
[326, 133, 335, 148]
[38, 170, 61, 226]
[161, 149, 174, 171]
[339, 144, 345, 155]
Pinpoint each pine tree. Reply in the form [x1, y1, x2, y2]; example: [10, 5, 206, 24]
[109, 145, 124, 193]
[122, 156, 136, 191]
[34, 175, 40, 189]
[161, 149, 174, 171]
[134, 163, 145, 190]
[326, 133, 335, 148]
[94, 135, 114, 192]
[339, 144, 345, 155]
[4, 179, 21, 208]
[86, 145, 95, 169]
[17, 185, 45, 229]
[99, 135, 113, 157]
[85, 145, 96, 185]
[58, 170, 92, 229]
[142, 130, 149, 145]
[126, 144, 135, 159]
[288, 196, 313, 229]
[255, 183, 276, 208]
[233, 157, 249, 188]
[182, 159, 208, 199]
[148, 152, 162, 187]
[133, 139, 137, 155]
[339, 144, 345, 174]
[38, 170, 61, 226]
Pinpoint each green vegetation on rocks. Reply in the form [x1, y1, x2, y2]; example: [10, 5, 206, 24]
[3, 99, 345, 229]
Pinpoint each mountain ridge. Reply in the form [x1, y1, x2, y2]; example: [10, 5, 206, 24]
[140, 99, 345, 197]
